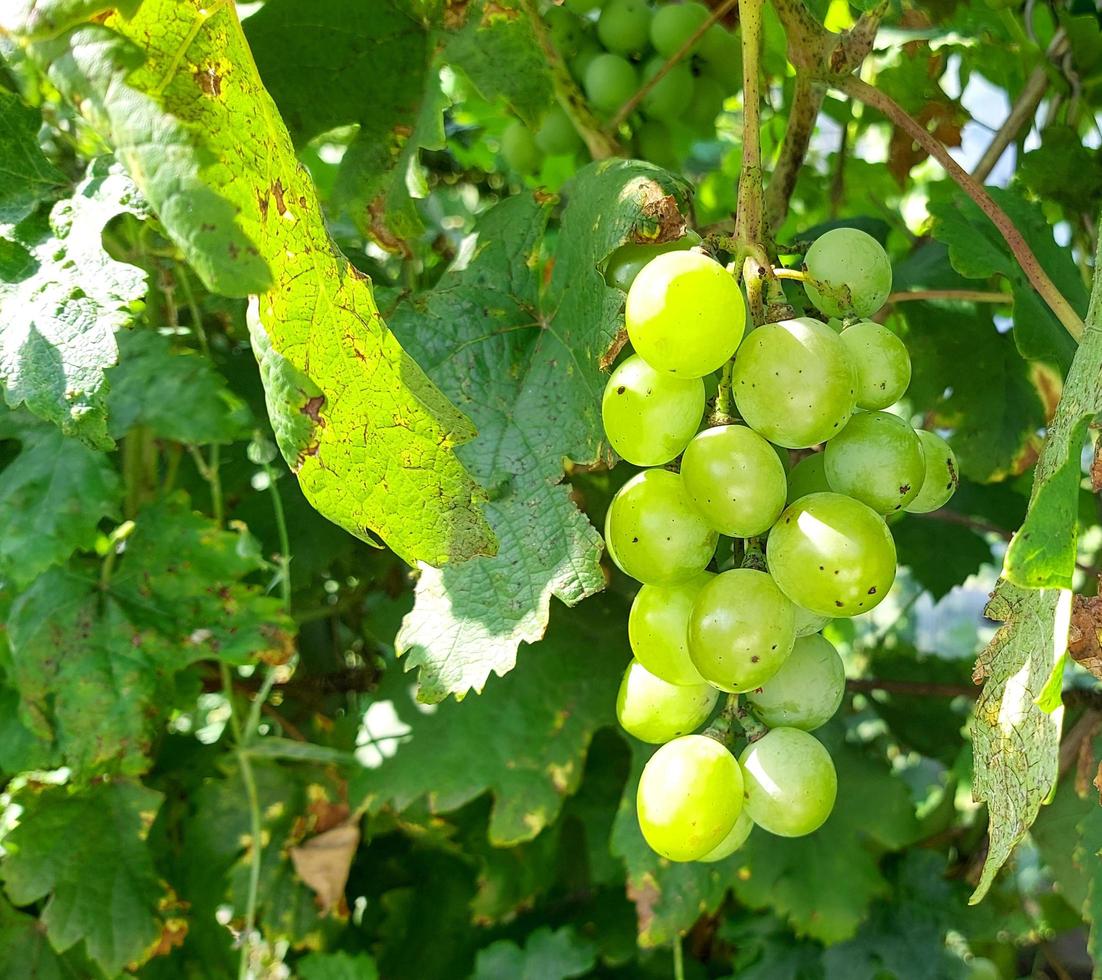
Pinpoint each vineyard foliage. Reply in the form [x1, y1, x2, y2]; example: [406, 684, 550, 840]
[0, 0, 1101, 978]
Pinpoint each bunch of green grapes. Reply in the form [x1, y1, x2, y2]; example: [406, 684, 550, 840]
[600, 226, 960, 861]
[503, 1, 740, 176]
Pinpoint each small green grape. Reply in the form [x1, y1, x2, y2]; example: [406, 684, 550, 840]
[687, 74, 726, 131]
[680, 425, 787, 536]
[650, 2, 710, 56]
[564, 0, 607, 11]
[585, 53, 639, 114]
[739, 727, 837, 837]
[634, 119, 679, 170]
[824, 411, 926, 513]
[730, 317, 857, 447]
[535, 105, 584, 156]
[616, 659, 718, 743]
[626, 251, 746, 377]
[804, 227, 893, 318]
[745, 634, 845, 731]
[602, 354, 704, 466]
[570, 42, 603, 85]
[687, 568, 796, 692]
[905, 429, 960, 513]
[766, 492, 897, 617]
[637, 734, 744, 861]
[597, 0, 653, 56]
[840, 320, 911, 409]
[641, 58, 695, 124]
[604, 232, 701, 292]
[501, 120, 542, 175]
[628, 573, 713, 685]
[697, 24, 741, 87]
[699, 809, 753, 862]
[545, 5, 587, 57]
[605, 469, 719, 585]
[793, 604, 831, 637]
[785, 452, 831, 504]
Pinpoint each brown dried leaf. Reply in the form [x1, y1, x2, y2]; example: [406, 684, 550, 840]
[888, 102, 965, 185]
[290, 822, 360, 915]
[1069, 590, 1102, 680]
[1092, 438, 1102, 493]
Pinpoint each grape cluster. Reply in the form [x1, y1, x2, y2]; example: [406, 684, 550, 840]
[502, 1, 739, 175]
[601, 227, 959, 862]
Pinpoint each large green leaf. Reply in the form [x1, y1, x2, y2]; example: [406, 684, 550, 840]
[391, 161, 691, 700]
[0, 89, 66, 232]
[355, 596, 626, 844]
[0, 779, 168, 976]
[19, 0, 495, 566]
[0, 421, 120, 586]
[0, 158, 146, 447]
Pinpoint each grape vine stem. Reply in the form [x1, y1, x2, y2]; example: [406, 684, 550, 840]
[886, 289, 1009, 306]
[605, 0, 740, 134]
[834, 75, 1085, 343]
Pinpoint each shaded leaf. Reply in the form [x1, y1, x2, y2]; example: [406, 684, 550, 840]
[392, 161, 691, 700]
[893, 515, 993, 600]
[472, 925, 598, 980]
[0, 894, 79, 980]
[0, 158, 146, 447]
[0, 779, 169, 976]
[0, 89, 66, 232]
[297, 951, 380, 980]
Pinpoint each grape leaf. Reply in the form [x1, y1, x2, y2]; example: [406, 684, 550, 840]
[105, 330, 251, 442]
[927, 188, 1085, 370]
[297, 951, 381, 980]
[0, 0, 141, 37]
[22, 0, 495, 566]
[903, 303, 1044, 483]
[390, 161, 691, 700]
[0, 423, 120, 586]
[0, 89, 66, 232]
[0, 894, 78, 980]
[6, 496, 292, 776]
[0, 779, 170, 976]
[729, 729, 920, 943]
[892, 516, 993, 600]
[968, 582, 1069, 901]
[472, 925, 598, 980]
[444, 0, 554, 127]
[1018, 125, 1102, 215]
[0, 157, 146, 448]
[355, 596, 626, 845]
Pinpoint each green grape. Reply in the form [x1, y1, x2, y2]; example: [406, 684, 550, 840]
[649, 1, 710, 56]
[793, 604, 831, 637]
[629, 573, 713, 685]
[730, 316, 857, 447]
[680, 425, 787, 536]
[570, 42, 603, 85]
[545, 5, 586, 58]
[804, 227, 893, 318]
[584, 53, 639, 114]
[687, 568, 796, 692]
[535, 105, 584, 156]
[604, 231, 701, 292]
[634, 118, 679, 170]
[687, 74, 726, 131]
[824, 411, 925, 513]
[637, 734, 744, 861]
[501, 120, 543, 175]
[766, 492, 897, 617]
[616, 659, 718, 743]
[565, 0, 607, 11]
[605, 469, 718, 585]
[745, 634, 845, 731]
[699, 808, 753, 862]
[641, 58, 695, 124]
[785, 452, 831, 504]
[602, 354, 704, 465]
[698, 24, 741, 87]
[840, 320, 911, 409]
[597, 0, 653, 56]
[905, 429, 960, 513]
[739, 727, 837, 837]
[626, 251, 746, 377]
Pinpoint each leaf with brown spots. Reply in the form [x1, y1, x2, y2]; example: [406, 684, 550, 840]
[18, 0, 495, 567]
[1070, 590, 1102, 681]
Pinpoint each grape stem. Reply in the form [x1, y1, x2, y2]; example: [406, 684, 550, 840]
[605, 0, 740, 133]
[705, 694, 768, 745]
[741, 538, 766, 571]
[518, 0, 619, 160]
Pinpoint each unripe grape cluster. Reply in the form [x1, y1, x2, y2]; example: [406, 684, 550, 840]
[601, 227, 959, 862]
[502, 1, 740, 175]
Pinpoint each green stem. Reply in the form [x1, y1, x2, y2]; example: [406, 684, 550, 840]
[673, 936, 685, 980]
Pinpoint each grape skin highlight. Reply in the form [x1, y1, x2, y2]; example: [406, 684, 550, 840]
[616, 659, 718, 744]
[739, 727, 838, 837]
